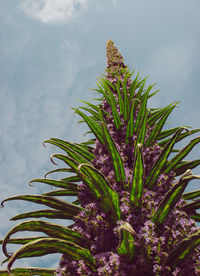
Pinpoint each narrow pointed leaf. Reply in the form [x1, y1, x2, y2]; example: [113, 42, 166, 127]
[42, 189, 78, 197]
[29, 178, 78, 191]
[173, 159, 200, 176]
[147, 102, 177, 127]
[136, 111, 148, 145]
[94, 82, 111, 104]
[120, 76, 129, 121]
[44, 168, 76, 178]
[116, 79, 124, 116]
[10, 209, 74, 221]
[130, 144, 144, 209]
[78, 163, 121, 221]
[74, 109, 104, 144]
[0, 237, 47, 245]
[125, 98, 138, 143]
[99, 78, 122, 130]
[60, 175, 80, 182]
[164, 136, 200, 174]
[158, 126, 189, 140]
[7, 238, 96, 272]
[1, 195, 84, 214]
[183, 189, 200, 200]
[140, 83, 156, 102]
[135, 78, 146, 100]
[190, 212, 200, 222]
[3, 220, 83, 257]
[77, 99, 100, 112]
[145, 128, 184, 189]
[148, 89, 160, 99]
[44, 139, 90, 164]
[0, 267, 55, 275]
[99, 107, 126, 183]
[80, 106, 100, 121]
[133, 89, 149, 134]
[145, 103, 178, 147]
[50, 138, 94, 161]
[152, 170, 194, 225]
[166, 230, 200, 267]
[128, 70, 140, 101]
[117, 222, 138, 262]
[51, 153, 79, 171]
[182, 198, 200, 213]
[158, 129, 200, 148]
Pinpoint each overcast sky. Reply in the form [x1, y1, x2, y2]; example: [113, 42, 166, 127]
[0, 0, 200, 270]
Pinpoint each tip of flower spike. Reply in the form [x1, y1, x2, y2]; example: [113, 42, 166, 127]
[106, 40, 126, 76]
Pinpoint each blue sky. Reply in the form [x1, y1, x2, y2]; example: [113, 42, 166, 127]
[0, 0, 200, 270]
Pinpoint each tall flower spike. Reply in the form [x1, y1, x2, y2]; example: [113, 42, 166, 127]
[106, 40, 126, 72]
[0, 41, 200, 276]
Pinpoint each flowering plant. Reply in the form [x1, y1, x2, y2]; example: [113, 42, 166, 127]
[0, 40, 200, 275]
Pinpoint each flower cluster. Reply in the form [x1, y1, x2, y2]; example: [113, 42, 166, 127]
[56, 41, 200, 275]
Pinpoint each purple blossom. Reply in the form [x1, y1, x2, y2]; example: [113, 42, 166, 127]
[56, 40, 200, 275]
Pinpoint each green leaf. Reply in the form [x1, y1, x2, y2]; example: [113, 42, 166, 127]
[6, 238, 96, 272]
[135, 111, 148, 145]
[78, 163, 121, 221]
[157, 126, 190, 140]
[44, 168, 77, 178]
[117, 222, 138, 262]
[99, 78, 122, 130]
[1, 195, 84, 215]
[51, 153, 79, 171]
[158, 128, 200, 148]
[116, 79, 124, 116]
[74, 109, 104, 144]
[166, 230, 200, 267]
[51, 154, 101, 200]
[182, 198, 200, 213]
[79, 106, 100, 121]
[190, 212, 200, 222]
[152, 170, 199, 225]
[99, 107, 126, 183]
[10, 209, 75, 221]
[0, 267, 55, 276]
[135, 78, 146, 100]
[77, 99, 100, 112]
[163, 136, 200, 174]
[42, 189, 78, 197]
[61, 175, 80, 182]
[0, 237, 47, 245]
[145, 128, 184, 189]
[125, 98, 139, 143]
[147, 89, 160, 99]
[147, 102, 177, 127]
[44, 138, 91, 164]
[94, 82, 110, 104]
[183, 189, 200, 200]
[2, 220, 83, 257]
[140, 83, 156, 102]
[29, 178, 78, 191]
[173, 159, 200, 176]
[145, 103, 178, 147]
[120, 75, 129, 121]
[133, 89, 149, 134]
[130, 144, 144, 209]
[128, 70, 140, 102]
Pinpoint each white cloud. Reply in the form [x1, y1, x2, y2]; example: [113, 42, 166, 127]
[20, 0, 89, 23]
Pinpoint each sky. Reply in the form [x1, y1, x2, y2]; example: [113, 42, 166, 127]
[0, 0, 200, 270]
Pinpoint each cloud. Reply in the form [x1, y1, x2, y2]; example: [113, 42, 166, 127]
[20, 0, 89, 23]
